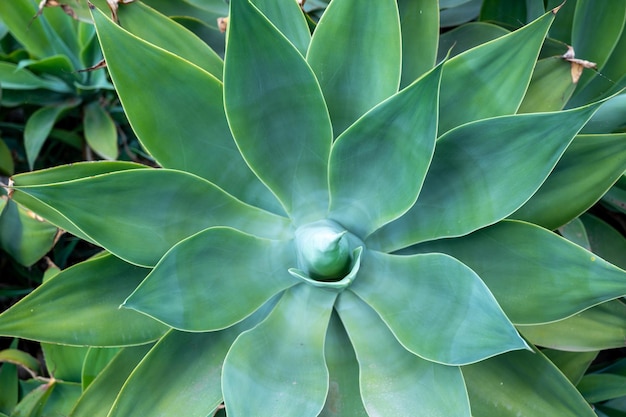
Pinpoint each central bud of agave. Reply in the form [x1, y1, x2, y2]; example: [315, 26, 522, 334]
[289, 219, 363, 290]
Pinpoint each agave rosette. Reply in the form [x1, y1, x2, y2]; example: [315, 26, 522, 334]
[2, 0, 626, 416]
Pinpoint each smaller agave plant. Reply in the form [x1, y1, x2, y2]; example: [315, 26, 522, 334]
[1, 0, 626, 416]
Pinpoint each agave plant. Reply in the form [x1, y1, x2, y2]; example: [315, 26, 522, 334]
[1, 0, 626, 416]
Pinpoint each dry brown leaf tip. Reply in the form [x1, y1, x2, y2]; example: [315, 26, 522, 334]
[218, 16, 229, 33]
[561, 45, 597, 83]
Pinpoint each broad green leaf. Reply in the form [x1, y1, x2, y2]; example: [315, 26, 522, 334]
[11, 161, 144, 186]
[11, 169, 292, 267]
[0, 254, 168, 346]
[578, 374, 626, 404]
[409, 220, 626, 324]
[581, 93, 626, 134]
[519, 300, 626, 351]
[369, 102, 602, 251]
[0, 1, 75, 61]
[518, 57, 577, 113]
[336, 291, 471, 417]
[398, 0, 439, 86]
[0, 349, 40, 375]
[116, 1, 224, 79]
[91, 7, 280, 214]
[582, 214, 626, 270]
[68, 345, 152, 417]
[10, 382, 53, 417]
[0, 359, 18, 414]
[83, 101, 118, 160]
[41, 344, 87, 383]
[0, 198, 57, 267]
[559, 217, 591, 250]
[542, 350, 598, 385]
[350, 250, 527, 366]
[0, 63, 72, 93]
[25, 105, 69, 169]
[125, 227, 296, 331]
[307, 0, 401, 135]
[223, 284, 335, 417]
[81, 347, 121, 390]
[570, 0, 626, 96]
[463, 347, 597, 417]
[572, 19, 626, 104]
[438, 22, 509, 62]
[0, 139, 14, 176]
[224, 0, 332, 224]
[250, 0, 311, 55]
[328, 62, 442, 239]
[511, 134, 626, 230]
[318, 313, 368, 417]
[108, 300, 275, 417]
[479, 0, 545, 26]
[37, 381, 82, 417]
[438, 10, 554, 134]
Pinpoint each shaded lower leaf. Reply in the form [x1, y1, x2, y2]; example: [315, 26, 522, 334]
[336, 290, 471, 417]
[108, 300, 276, 417]
[578, 374, 626, 404]
[83, 101, 118, 160]
[542, 349, 598, 385]
[350, 250, 526, 365]
[0, 254, 168, 346]
[223, 284, 336, 417]
[41, 344, 88, 383]
[511, 133, 626, 230]
[318, 313, 368, 417]
[462, 347, 597, 417]
[69, 345, 152, 417]
[408, 220, 626, 324]
[518, 300, 626, 351]
[0, 198, 57, 267]
[81, 347, 121, 390]
[582, 213, 626, 270]
[518, 56, 576, 113]
[25, 104, 70, 170]
[124, 227, 297, 331]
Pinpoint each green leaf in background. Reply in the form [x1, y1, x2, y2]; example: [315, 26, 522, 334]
[124, 227, 296, 331]
[41, 344, 88, 383]
[81, 347, 121, 390]
[578, 373, 626, 404]
[24, 105, 67, 170]
[438, 10, 554, 134]
[336, 290, 471, 417]
[437, 22, 509, 62]
[68, 345, 152, 417]
[511, 133, 626, 230]
[463, 347, 597, 417]
[0, 198, 58, 267]
[398, 0, 439, 86]
[10, 169, 292, 267]
[479, 0, 545, 26]
[0, 348, 40, 376]
[223, 284, 335, 417]
[0, 62, 72, 93]
[0, 139, 14, 176]
[83, 101, 118, 160]
[542, 349, 598, 385]
[0, 254, 168, 346]
[224, 0, 331, 223]
[116, 1, 224, 79]
[370, 104, 601, 251]
[91, 7, 282, 214]
[307, 0, 401, 136]
[349, 251, 526, 365]
[602, 175, 626, 215]
[328, 62, 442, 238]
[518, 56, 576, 112]
[559, 217, 591, 250]
[409, 220, 626, 325]
[582, 213, 626, 270]
[569, 0, 626, 97]
[581, 93, 626, 134]
[519, 299, 626, 351]
[0, 361, 18, 415]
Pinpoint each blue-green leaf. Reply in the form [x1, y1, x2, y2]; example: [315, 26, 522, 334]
[223, 284, 335, 417]
[307, 0, 401, 136]
[350, 250, 527, 365]
[224, 0, 332, 224]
